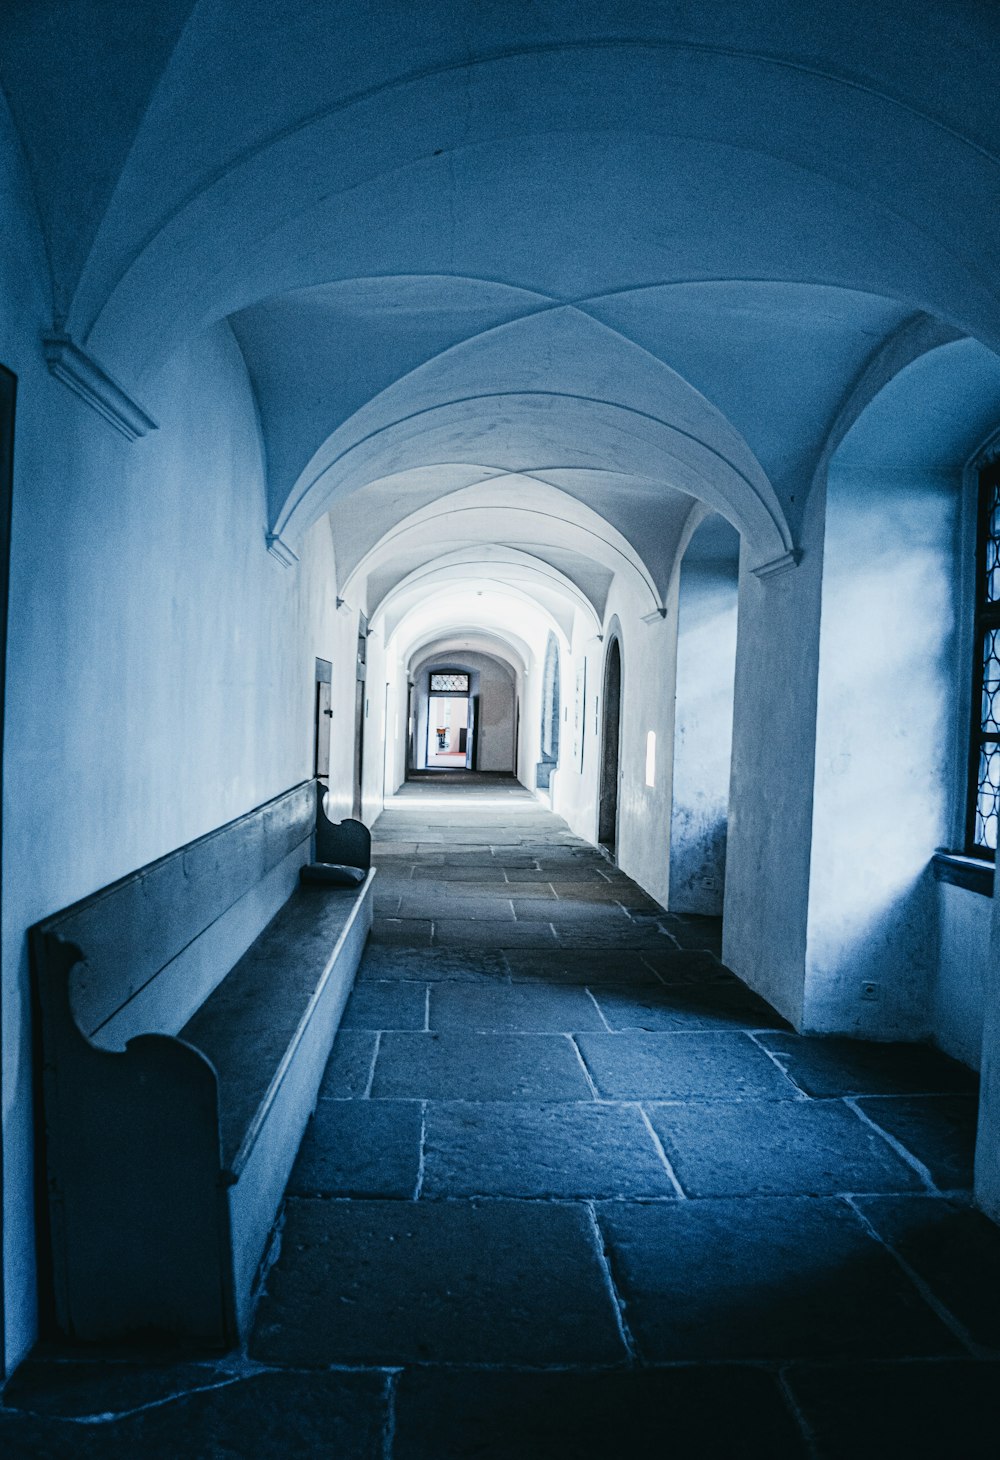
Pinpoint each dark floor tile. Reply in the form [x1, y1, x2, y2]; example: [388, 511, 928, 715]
[398, 896, 515, 921]
[442, 852, 537, 867]
[340, 979, 427, 1030]
[513, 899, 631, 924]
[550, 882, 661, 910]
[647, 1099, 923, 1197]
[1, 1360, 232, 1419]
[0, 1371, 388, 1460]
[503, 866, 609, 883]
[373, 892, 402, 916]
[393, 1365, 806, 1460]
[504, 949, 663, 984]
[288, 1100, 422, 1196]
[638, 948, 731, 983]
[492, 881, 555, 898]
[422, 1101, 676, 1199]
[411, 865, 509, 881]
[589, 980, 785, 1032]
[370, 917, 433, 946]
[555, 923, 677, 949]
[358, 947, 509, 982]
[598, 1197, 960, 1361]
[854, 1095, 979, 1189]
[435, 919, 558, 948]
[252, 1198, 627, 1366]
[317, 1029, 377, 1098]
[659, 916, 723, 953]
[788, 1360, 1000, 1460]
[576, 1031, 801, 1100]
[372, 873, 415, 896]
[756, 1034, 978, 1097]
[416, 880, 530, 899]
[447, 831, 525, 845]
[855, 1194, 1000, 1347]
[372, 1031, 594, 1100]
[429, 982, 605, 1032]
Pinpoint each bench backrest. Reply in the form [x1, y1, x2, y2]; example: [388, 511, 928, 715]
[33, 781, 315, 1050]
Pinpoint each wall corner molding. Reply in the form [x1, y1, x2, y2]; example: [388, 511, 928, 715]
[266, 532, 299, 567]
[752, 549, 802, 582]
[42, 334, 157, 440]
[640, 606, 668, 624]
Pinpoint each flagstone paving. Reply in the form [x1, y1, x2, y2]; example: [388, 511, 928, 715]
[2, 772, 996, 1457]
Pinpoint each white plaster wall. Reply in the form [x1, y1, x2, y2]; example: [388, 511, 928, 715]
[669, 561, 738, 914]
[934, 883, 989, 1069]
[0, 305, 344, 1367]
[804, 466, 960, 1039]
[519, 655, 544, 792]
[475, 657, 516, 773]
[723, 482, 827, 1026]
[551, 608, 602, 843]
[552, 580, 679, 910]
[359, 621, 389, 825]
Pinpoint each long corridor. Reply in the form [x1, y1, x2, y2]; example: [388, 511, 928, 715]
[2, 775, 997, 1456]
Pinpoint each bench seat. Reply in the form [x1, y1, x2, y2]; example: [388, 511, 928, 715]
[31, 780, 374, 1348]
[183, 882, 371, 1171]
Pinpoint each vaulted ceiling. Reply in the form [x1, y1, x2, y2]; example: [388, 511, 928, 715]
[3, 0, 999, 631]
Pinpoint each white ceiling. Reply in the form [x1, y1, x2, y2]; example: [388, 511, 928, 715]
[3, 1, 999, 631]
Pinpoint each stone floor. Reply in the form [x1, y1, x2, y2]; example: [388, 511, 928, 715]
[3, 773, 999, 1456]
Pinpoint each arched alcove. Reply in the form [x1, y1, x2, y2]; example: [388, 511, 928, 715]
[406, 649, 517, 776]
[598, 633, 623, 854]
[805, 337, 1000, 1053]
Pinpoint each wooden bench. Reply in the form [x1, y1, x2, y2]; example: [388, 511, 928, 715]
[30, 779, 374, 1348]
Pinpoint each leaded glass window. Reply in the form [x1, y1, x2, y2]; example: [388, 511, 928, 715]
[968, 462, 1000, 855]
[430, 672, 469, 693]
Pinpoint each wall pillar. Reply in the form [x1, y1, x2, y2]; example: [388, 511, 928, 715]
[722, 483, 826, 1027]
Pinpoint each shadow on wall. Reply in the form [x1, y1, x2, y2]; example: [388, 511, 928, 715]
[670, 807, 729, 913]
[669, 516, 740, 915]
[803, 872, 937, 1041]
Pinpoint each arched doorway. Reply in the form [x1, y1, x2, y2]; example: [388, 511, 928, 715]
[598, 635, 622, 854]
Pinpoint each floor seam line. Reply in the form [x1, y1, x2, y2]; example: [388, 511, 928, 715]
[745, 1031, 809, 1100]
[567, 1033, 601, 1100]
[842, 1194, 988, 1358]
[843, 1096, 938, 1190]
[636, 1104, 688, 1199]
[585, 1199, 639, 1366]
[413, 1101, 428, 1200]
[363, 1031, 382, 1099]
[584, 986, 614, 1033]
[381, 1369, 398, 1460]
[776, 1364, 821, 1458]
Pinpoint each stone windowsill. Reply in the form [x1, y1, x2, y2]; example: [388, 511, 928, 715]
[931, 851, 994, 898]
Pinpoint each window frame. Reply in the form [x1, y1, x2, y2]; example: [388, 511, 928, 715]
[966, 455, 1000, 859]
[429, 670, 470, 695]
